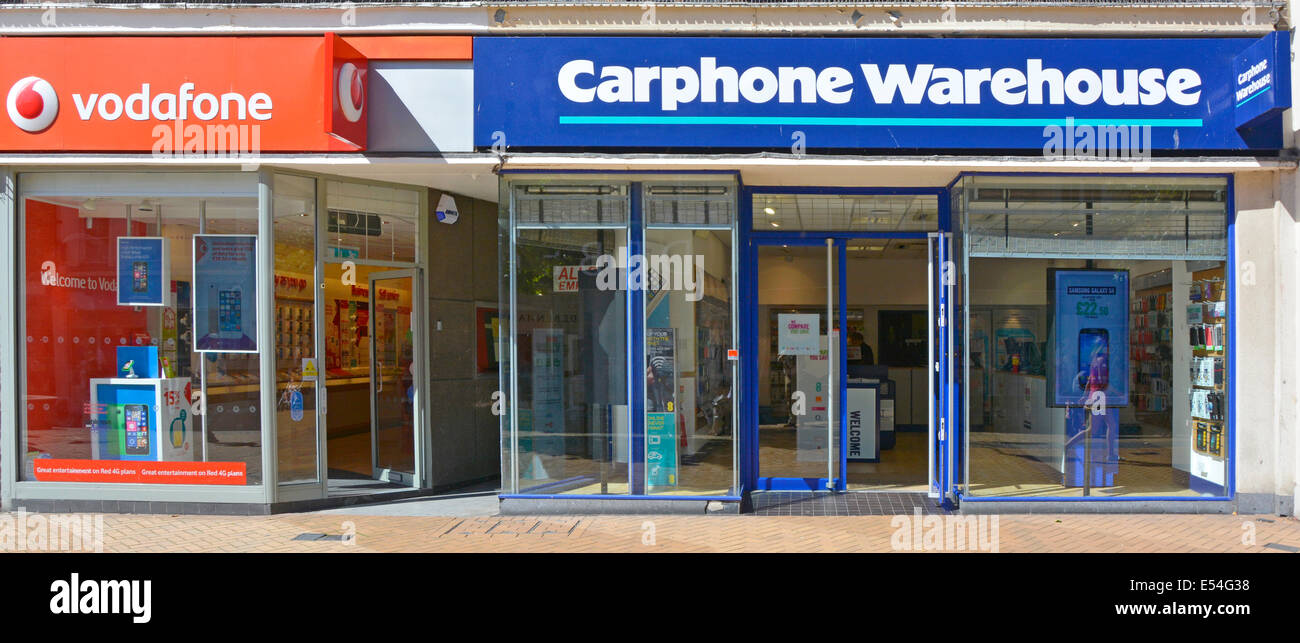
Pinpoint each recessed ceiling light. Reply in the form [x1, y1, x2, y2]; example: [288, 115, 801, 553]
[770, 221, 780, 228]
[764, 207, 776, 215]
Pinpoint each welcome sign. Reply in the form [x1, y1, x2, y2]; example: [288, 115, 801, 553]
[475, 35, 1288, 151]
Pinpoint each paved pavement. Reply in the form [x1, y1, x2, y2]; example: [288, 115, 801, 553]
[5, 507, 1298, 553]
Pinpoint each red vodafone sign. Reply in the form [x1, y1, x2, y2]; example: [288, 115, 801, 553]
[0, 35, 368, 152]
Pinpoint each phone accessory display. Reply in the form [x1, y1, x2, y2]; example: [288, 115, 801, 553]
[1130, 284, 1172, 417]
[275, 300, 315, 364]
[1188, 275, 1226, 461]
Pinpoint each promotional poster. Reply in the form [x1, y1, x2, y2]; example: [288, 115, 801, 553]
[193, 234, 258, 352]
[116, 236, 168, 307]
[777, 313, 820, 356]
[646, 327, 679, 489]
[1048, 269, 1130, 407]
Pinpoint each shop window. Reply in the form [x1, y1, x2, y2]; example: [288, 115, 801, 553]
[643, 226, 735, 495]
[958, 175, 1230, 498]
[325, 180, 420, 263]
[510, 227, 629, 494]
[645, 183, 734, 226]
[512, 182, 628, 225]
[500, 177, 738, 496]
[753, 193, 938, 232]
[19, 172, 262, 486]
[964, 176, 1227, 258]
[274, 174, 318, 485]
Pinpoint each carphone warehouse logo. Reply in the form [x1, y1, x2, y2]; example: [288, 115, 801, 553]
[49, 573, 152, 624]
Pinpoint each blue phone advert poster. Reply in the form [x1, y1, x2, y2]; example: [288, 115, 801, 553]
[116, 237, 168, 307]
[193, 235, 258, 353]
[1049, 269, 1129, 408]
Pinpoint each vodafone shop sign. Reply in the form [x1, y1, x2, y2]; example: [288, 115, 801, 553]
[0, 36, 368, 152]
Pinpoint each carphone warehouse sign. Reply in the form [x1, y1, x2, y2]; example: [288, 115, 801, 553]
[474, 35, 1287, 151]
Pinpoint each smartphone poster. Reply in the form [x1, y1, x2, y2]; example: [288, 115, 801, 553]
[116, 237, 168, 306]
[1048, 269, 1129, 408]
[194, 234, 258, 352]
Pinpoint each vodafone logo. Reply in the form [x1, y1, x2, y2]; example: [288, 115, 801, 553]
[338, 62, 365, 123]
[6, 79, 273, 133]
[7, 76, 59, 133]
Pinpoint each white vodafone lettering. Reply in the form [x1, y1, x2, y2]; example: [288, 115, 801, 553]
[70, 82, 274, 122]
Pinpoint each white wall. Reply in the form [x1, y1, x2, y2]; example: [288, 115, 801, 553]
[1234, 170, 1294, 514]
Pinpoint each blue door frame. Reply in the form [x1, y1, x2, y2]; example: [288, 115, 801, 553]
[739, 186, 953, 496]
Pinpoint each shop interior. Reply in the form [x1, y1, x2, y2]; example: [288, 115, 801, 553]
[751, 178, 1229, 498]
[272, 176, 423, 494]
[317, 262, 417, 488]
[18, 173, 426, 495]
[755, 247, 1227, 497]
[965, 257, 1228, 498]
[757, 242, 932, 491]
[21, 191, 266, 484]
[505, 181, 739, 497]
[754, 192, 938, 492]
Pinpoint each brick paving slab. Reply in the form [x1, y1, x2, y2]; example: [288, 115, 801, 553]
[3, 511, 1297, 553]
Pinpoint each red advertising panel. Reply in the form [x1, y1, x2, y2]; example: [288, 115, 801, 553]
[31, 459, 248, 485]
[0, 36, 364, 152]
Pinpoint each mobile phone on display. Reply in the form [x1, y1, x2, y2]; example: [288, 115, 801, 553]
[123, 404, 150, 456]
[208, 284, 244, 340]
[1077, 328, 1109, 391]
[132, 261, 149, 293]
[219, 289, 242, 332]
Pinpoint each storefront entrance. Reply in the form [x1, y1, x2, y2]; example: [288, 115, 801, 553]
[321, 262, 423, 493]
[367, 269, 421, 486]
[744, 190, 957, 505]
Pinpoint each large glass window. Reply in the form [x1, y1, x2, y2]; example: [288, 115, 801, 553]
[512, 226, 629, 494]
[20, 172, 263, 486]
[644, 182, 736, 496]
[958, 175, 1230, 498]
[754, 193, 938, 233]
[325, 180, 420, 264]
[501, 177, 738, 496]
[274, 174, 318, 485]
[317, 179, 423, 485]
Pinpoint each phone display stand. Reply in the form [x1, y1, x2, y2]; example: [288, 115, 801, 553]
[88, 348, 193, 462]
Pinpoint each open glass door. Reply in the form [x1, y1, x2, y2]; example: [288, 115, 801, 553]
[755, 239, 839, 491]
[368, 269, 420, 486]
[928, 232, 956, 504]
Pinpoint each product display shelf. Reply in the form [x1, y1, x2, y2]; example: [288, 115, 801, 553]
[275, 298, 315, 365]
[1129, 284, 1172, 421]
[1188, 268, 1227, 462]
